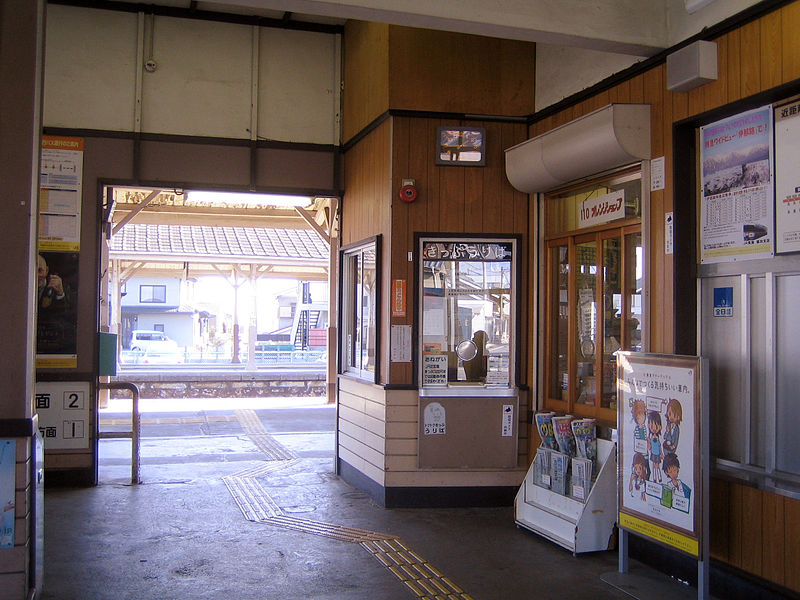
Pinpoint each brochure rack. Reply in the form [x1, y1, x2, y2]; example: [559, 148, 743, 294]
[514, 438, 617, 554]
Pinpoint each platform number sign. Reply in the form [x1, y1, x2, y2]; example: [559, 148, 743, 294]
[34, 381, 91, 449]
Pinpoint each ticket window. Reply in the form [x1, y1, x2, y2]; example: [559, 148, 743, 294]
[418, 237, 517, 394]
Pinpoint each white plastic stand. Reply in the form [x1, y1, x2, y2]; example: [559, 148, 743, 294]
[514, 439, 617, 554]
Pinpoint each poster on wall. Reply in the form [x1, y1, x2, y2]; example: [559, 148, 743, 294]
[36, 251, 79, 368]
[700, 106, 774, 263]
[774, 99, 800, 254]
[617, 352, 704, 557]
[0, 440, 15, 549]
[39, 136, 83, 252]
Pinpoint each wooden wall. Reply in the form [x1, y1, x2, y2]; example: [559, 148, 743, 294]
[341, 118, 392, 248]
[387, 27, 535, 117]
[711, 479, 800, 592]
[338, 376, 388, 487]
[342, 21, 389, 144]
[388, 116, 530, 386]
[527, 2, 800, 591]
[342, 22, 535, 144]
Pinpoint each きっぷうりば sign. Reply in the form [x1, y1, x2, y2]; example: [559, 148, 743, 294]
[579, 190, 625, 228]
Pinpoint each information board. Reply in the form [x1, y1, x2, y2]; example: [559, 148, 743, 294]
[617, 352, 705, 557]
[700, 106, 774, 263]
[35, 381, 92, 449]
[774, 99, 800, 254]
[39, 136, 83, 252]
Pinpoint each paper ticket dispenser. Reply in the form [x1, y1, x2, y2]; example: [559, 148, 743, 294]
[417, 236, 519, 469]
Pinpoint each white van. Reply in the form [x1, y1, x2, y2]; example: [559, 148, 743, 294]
[128, 330, 183, 363]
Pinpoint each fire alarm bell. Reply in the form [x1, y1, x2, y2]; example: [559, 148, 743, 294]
[399, 179, 417, 203]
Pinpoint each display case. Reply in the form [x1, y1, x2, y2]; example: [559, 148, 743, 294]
[416, 236, 520, 469]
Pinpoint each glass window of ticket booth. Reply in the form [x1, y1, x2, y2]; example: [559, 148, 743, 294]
[416, 235, 519, 469]
[542, 167, 644, 424]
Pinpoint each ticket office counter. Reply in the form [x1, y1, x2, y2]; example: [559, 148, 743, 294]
[417, 236, 520, 469]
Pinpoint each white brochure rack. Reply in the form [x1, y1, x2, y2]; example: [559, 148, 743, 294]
[514, 439, 617, 554]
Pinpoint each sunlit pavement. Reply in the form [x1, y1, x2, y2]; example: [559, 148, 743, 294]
[98, 395, 335, 484]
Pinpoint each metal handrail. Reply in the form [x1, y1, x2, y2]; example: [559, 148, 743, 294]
[98, 382, 141, 484]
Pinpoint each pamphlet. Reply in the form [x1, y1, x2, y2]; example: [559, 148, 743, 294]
[534, 411, 558, 450]
[550, 451, 569, 496]
[552, 415, 576, 456]
[571, 418, 597, 463]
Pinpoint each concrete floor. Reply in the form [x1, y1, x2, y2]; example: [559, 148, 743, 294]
[39, 397, 672, 600]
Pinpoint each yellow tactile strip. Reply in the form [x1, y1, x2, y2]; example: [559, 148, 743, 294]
[223, 474, 284, 520]
[224, 408, 476, 600]
[235, 409, 297, 461]
[361, 539, 475, 600]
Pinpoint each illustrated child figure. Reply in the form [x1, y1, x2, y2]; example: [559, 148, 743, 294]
[662, 452, 690, 499]
[663, 398, 682, 455]
[647, 411, 663, 482]
[629, 452, 649, 501]
[632, 399, 647, 454]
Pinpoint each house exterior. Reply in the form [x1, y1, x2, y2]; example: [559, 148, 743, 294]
[119, 276, 196, 348]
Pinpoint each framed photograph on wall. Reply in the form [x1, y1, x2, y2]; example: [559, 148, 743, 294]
[436, 127, 486, 166]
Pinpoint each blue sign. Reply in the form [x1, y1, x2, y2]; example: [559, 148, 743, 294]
[0, 440, 15, 548]
[713, 287, 734, 317]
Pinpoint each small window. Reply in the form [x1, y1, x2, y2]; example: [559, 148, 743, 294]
[140, 284, 166, 303]
[340, 237, 381, 381]
[153, 324, 165, 332]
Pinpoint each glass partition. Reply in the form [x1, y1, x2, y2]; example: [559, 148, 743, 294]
[542, 167, 644, 422]
[419, 237, 516, 391]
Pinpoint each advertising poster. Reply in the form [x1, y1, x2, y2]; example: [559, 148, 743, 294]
[0, 440, 15, 549]
[39, 136, 83, 252]
[36, 251, 79, 367]
[774, 99, 800, 254]
[700, 106, 774, 263]
[617, 353, 702, 557]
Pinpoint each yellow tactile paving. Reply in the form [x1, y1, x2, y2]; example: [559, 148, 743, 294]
[235, 409, 298, 460]
[221, 407, 475, 600]
[360, 539, 473, 599]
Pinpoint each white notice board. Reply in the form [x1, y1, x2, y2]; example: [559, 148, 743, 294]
[35, 381, 92, 449]
[774, 99, 800, 253]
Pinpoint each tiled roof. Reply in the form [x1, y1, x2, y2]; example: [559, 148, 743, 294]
[110, 224, 328, 261]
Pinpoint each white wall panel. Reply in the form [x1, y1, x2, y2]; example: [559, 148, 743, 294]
[258, 29, 338, 145]
[44, 8, 340, 142]
[535, 43, 644, 111]
[44, 5, 138, 131]
[141, 17, 252, 138]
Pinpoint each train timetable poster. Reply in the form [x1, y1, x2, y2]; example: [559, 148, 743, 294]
[700, 106, 774, 263]
[774, 99, 800, 254]
[617, 352, 704, 557]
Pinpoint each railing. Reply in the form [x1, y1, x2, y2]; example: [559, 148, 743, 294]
[98, 381, 141, 484]
[118, 348, 326, 367]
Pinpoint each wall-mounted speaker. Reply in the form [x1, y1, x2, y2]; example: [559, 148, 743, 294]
[666, 40, 718, 93]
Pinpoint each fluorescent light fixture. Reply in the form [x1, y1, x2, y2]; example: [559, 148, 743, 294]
[187, 191, 313, 207]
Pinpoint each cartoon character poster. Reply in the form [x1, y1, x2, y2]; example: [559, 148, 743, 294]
[618, 353, 699, 538]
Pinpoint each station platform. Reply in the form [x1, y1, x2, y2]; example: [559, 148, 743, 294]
[37, 397, 774, 600]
